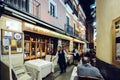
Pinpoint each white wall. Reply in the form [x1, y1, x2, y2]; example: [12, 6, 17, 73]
[96, 0, 120, 63]
[0, 16, 24, 66]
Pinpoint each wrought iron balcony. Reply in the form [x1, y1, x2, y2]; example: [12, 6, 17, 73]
[0, 0, 29, 12]
[64, 0, 73, 10]
[74, 29, 79, 37]
[64, 0, 78, 17]
[64, 24, 74, 36]
[0, 0, 41, 19]
[73, 7, 78, 17]
[78, 16, 85, 25]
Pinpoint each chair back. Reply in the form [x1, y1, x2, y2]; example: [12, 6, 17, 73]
[12, 65, 32, 80]
[78, 76, 103, 80]
[52, 56, 58, 66]
[45, 55, 52, 61]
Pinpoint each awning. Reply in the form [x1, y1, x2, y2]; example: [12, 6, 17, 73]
[23, 22, 73, 40]
[73, 39, 85, 44]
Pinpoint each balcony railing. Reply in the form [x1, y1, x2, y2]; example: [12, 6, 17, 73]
[65, 24, 73, 36]
[78, 16, 85, 25]
[0, 0, 41, 19]
[64, 24, 85, 40]
[0, 0, 29, 12]
[64, 0, 78, 17]
[73, 7, 78, 17]
[74, 29, 79, 37]
[64, 0, 73, 10]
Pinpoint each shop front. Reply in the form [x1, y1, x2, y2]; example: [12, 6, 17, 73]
[0, 15, 24, 80]
[0, 15, 85, 62]
[62, 39, 70, 54]
[23, 22, 74, 60]
[73, 39, 85, 53]
[23, 22, 59, 60]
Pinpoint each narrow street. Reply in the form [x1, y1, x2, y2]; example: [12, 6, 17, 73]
[43, 65, 74, 80]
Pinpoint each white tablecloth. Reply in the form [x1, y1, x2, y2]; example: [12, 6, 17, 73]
[70, 67, 78, 80]
[25, 59, 54, 80]
[67, 55, 73, 64]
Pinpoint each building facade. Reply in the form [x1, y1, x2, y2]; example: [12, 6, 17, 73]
[96, 0, 120, 66]
[0, 0, 86, 79]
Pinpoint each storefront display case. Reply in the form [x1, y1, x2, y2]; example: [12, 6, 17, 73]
[24, 32, 49, 60]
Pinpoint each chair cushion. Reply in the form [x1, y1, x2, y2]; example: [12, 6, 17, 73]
[18, 73, 32, 80]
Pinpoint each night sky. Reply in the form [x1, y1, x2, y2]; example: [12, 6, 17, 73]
[79, 0, 96, 24]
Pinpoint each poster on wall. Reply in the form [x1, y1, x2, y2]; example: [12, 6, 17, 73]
[11, 40, 17, 46]
[4, 31, 12, 38]
[14, 32, 22, 40]
[17, 48, 22, 53]
[115, 21, 120, 61]
[11, 46, 16, 51]
[2, 30, 23, 54]
[3, 38, 10, 46]
[17, 40, 22, 48]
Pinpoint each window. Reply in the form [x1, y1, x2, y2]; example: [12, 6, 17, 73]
[50, 3, 55, 17]
[66, 16, 70, 25]
[3, 0, 29, 12]
[74, 23, 75, 28]
[22, 0, 26, 11]
[49, 0, 57, 17]
[74, 23, 76, 35]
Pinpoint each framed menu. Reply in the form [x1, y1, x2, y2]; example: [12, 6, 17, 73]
[1, 29, 23, 54]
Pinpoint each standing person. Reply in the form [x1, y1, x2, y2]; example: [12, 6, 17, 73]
[53, 46, 67, 74]
[73, 49, 80, 66]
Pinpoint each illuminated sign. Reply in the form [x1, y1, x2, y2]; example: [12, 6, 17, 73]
[23, 22, 74, 40]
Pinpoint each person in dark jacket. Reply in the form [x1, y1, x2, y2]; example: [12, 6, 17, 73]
[84, 49, 96, 66]
[77, 57, 104, 79]
[53, 46, 67, 73]
[73, 49, 80, 65]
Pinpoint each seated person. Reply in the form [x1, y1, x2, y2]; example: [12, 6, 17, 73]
[77, 57, 104, 79]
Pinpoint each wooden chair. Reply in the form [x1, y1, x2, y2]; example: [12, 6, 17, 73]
[78, 76, 103, 80]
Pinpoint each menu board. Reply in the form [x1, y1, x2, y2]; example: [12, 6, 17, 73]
[2, 30, 23, 54]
